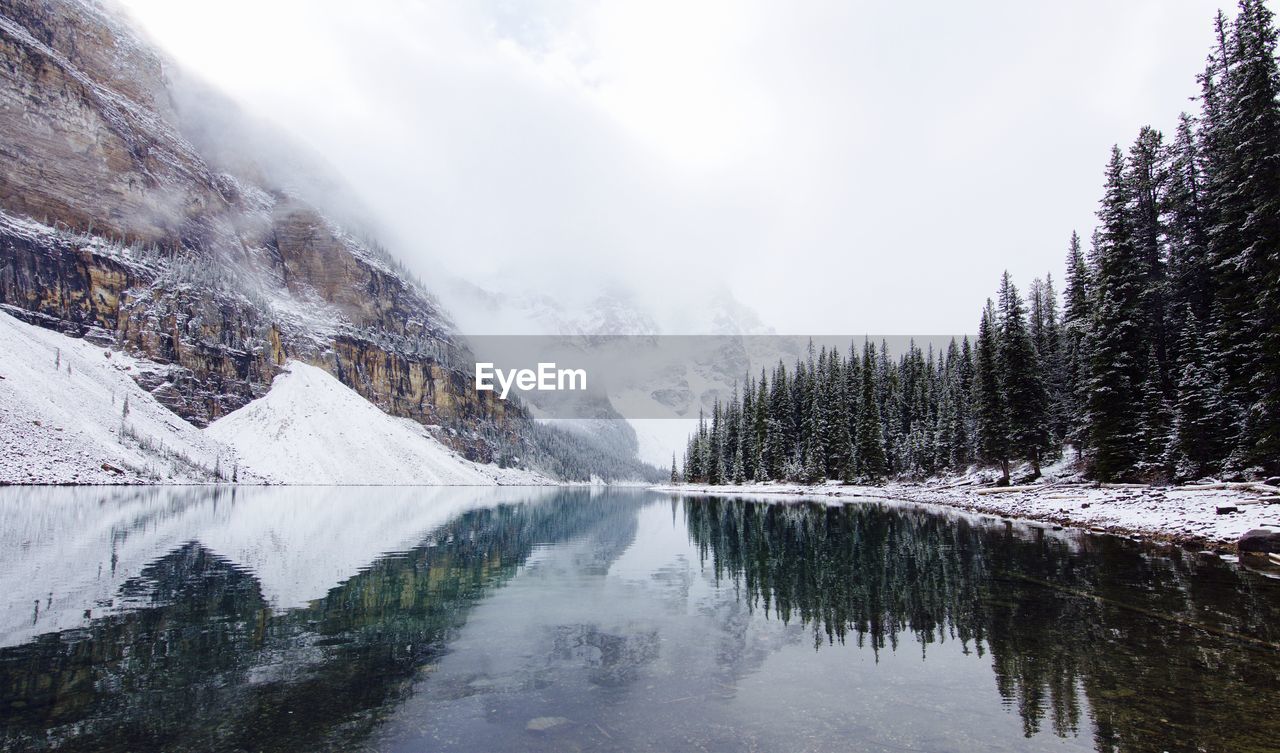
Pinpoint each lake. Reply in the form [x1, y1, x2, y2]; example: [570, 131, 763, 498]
[1, 487, 1278, 752]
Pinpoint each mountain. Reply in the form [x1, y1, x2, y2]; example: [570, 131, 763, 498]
[443, 279, 799, 465]
[0, 0, 670, 483]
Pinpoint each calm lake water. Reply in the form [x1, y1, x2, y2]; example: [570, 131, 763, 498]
[1, 487, 1278, 753]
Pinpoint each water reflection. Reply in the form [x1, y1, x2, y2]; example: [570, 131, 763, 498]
[683, 497, 1280, 751]
[0, 489, 1277, 753]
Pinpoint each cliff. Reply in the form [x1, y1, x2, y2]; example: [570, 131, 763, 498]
[0, 0, 513, 460]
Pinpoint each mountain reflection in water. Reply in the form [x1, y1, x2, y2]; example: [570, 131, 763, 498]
[0, 487, 1277, 753]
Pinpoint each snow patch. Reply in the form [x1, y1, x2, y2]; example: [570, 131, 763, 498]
[0, 309, 238, 484]
[205, 360, 549, 485]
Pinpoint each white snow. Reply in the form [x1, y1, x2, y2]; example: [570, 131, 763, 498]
[0, 309, 550, 486]
[656, 480, 1280, 549]
[205, 360, 549, 485]
[0, 309, 237, 484]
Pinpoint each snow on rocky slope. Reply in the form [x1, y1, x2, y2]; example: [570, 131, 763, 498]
[0, 308, 546, 486]
[205, 360, 549, 485]
[0, 308, 236, 484]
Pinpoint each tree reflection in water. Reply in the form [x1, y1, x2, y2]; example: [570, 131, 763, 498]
[683, 496, 1280, 752]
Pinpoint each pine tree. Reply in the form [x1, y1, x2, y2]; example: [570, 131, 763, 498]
[671, 453, 680, 483]
[878, 342, 904, 476]
[1030, 274, 1067, 447]
[1135, 345, 1174, 478]
[1229, 0, 1280, 473]
[1165, 114, 1212, 341]
[935, 355, 957, 471]
[767, 363, 793, 479]
[754, 372, 770, 481]
[820, 349, 851, 478]
[945, 338, 970, 468]
[855, 341, 887, 480]
[998, 273, 1051, 477]
[1127, 126, 1171, 392]
[1061, 232, 1092, 453]
[1171, 308, 1227, 479]
[1200, 1, 1280, 473]
[740, 375, 757, 481]
[844, 342, 863, 479]
[709, 401, 726, 484]
[975, 300, 1010, 483]
[688, 410, 706, 482]
[1086, 147, 1146, 480]
[958, 335, 976, 463]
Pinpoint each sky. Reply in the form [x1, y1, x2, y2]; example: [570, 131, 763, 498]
[118, 0, 1243, 334]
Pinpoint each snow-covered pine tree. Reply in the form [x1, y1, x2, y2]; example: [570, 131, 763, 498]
[844, 342, 864, 479]
[998, 273, 1051, 478]
[1037, 273, 1067, 449]
[958, 335, 977, 463]
[1226, 0, 1280, 473]
[974, 299, 1011, 483]
[820, 349, 851, 479]
[1165, 114, 1212, 350]
[1086, 147, 1147, 480]
[1171, 308, 1227, 479]
[1127, 126, 1172, 393]
[944, 338, 969, 468]
[935, 363, 956, 472]
[855, 340, 887, 480]
[709, 401, 725, 484]
[754, 371, 770, 481]
[724, 383, 741, 482]
[1135, 344, 1175, 479]
[1199, 2, 1280, 473]
[741, 375, 757, 482]
[687, 409, 706, 482]
[878, 342, 904, 476]
[1061, 231, 1092, 453]
[767, 362, 793, 479]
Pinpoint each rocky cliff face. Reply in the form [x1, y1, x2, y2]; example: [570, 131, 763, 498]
[0, 0, 513, 458]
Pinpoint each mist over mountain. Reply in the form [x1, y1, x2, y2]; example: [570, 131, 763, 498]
[0, 0, 657, 482]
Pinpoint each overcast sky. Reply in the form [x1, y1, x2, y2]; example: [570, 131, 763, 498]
[120, 0, 1242, 334]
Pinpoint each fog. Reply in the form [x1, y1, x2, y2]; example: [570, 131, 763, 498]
[120, 0, 1235, 334]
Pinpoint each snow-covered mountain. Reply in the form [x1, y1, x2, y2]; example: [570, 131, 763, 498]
[0, 0, 528, 461]
[0, 0, 669, 482]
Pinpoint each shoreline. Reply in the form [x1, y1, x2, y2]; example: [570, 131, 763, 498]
[652, 480, 1280, 553]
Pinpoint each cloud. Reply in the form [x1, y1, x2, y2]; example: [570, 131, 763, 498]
[119, 0, 1233, 333]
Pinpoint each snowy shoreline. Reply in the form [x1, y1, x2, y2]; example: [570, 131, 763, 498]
[652, 480, 1280, 552]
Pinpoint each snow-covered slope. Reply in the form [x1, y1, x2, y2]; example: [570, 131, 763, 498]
[205, 361, 549, 485]
[0, 309, 238, 484]
[0, 309, 548, 486]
